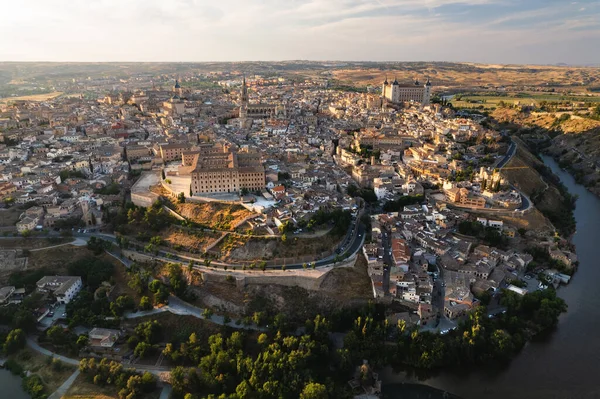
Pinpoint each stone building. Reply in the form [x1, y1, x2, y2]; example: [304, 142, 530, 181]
[381, 77, 432, 105]
[183, 144, 265, 195]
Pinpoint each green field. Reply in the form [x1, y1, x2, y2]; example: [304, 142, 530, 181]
[450, 92, 600, 110]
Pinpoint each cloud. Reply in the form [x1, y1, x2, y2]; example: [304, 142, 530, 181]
[0, 0, 598, 64]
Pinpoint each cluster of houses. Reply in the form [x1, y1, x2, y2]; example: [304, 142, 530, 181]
[362, 195, 573, 326]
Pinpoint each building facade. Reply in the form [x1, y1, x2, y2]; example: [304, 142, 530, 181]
[382, 77, 432, 105]
[36, 276, 83, 304]
[239, 76, 283, 119]
[185, 144, 265, 195]
[159, 143, 190, 162]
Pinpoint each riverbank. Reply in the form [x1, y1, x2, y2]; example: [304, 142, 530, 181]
[383, 154, 600, 399]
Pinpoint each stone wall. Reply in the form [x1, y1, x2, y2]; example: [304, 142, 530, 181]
[201, 254, 358, 291]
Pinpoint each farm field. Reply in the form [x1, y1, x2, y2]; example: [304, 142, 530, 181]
[451, 92, 600, 110]
[0, 91, 63, 103]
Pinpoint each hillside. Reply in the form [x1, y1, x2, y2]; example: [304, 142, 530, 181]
[492, 108, 600, 134]
[175, 202, 254, 231]
[333, 63, 600, 90]
[492, 107, 600, 197]
[501, 137, 576, 236]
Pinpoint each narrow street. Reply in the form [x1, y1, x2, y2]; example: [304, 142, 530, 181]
[381, 228, 392, 296]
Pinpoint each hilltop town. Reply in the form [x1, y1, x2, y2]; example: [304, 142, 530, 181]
[0, 67, 576, 398]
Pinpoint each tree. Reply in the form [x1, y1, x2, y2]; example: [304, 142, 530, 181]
[141, 371, 157, 392]
[278, 171, 291, 181]
[47, 325, 68, 346]
[252, 311, 266, 326]
[110, 295, 135, 316]
[128, 273, 144, 294]
[236, 380, 252, 398]
[135, 320, 163, 344]
[167, 263, 187, 297]
[300, 382, 328, 399]
[139, 296, 153, 311]
[3, 329, 26, 354]
[67, 256, 114, 290]
[12, 309, 37, 332]
[257, 333, 268, 345]
[203, 308, 213, 319]
[134, 341, 151, 358]
[177, 192, 186, 204]
[77, 335, 89, 348]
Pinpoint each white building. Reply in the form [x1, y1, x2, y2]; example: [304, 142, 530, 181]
[36, 276, 83, 304]
[381, 77, 432, 105]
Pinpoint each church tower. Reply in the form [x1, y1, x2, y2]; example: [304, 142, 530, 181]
[239, 75, 248, 119]
[423, 78, 432, 105]
[381, 76, 389, 100]
[173, 79, 182, 97]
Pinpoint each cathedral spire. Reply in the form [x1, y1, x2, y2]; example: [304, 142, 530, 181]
[241, 74, 248, 103]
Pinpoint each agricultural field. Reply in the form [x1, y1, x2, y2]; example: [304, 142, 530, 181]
[331, 63, 600, 90]
[0, 91, 63, 103]
[451, 92, 600, 110]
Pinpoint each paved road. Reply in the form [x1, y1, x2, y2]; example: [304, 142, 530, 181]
[26, 337, 80, 366]
[123, 296, 267, 332]
[159, 384, 173, 399]
[69, 221, 365, 271]
[497, 141, 517, 169]
[381, 230, 392, 296]
[519, 191, 532, 211]
[6, 206, 366, 271]
[48, 370, 80, 399]
[27, 238, 86, 252]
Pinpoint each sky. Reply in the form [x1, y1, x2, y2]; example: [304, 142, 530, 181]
[1, 0, 599, 64]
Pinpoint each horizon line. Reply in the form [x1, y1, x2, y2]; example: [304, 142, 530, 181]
[0, 60, 596, 68]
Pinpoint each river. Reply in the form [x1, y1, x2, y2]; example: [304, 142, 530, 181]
[383, 155, 600, 399]
[0, 369, 30, 399]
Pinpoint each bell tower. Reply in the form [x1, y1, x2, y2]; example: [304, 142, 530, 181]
[239, 75, 248, 119]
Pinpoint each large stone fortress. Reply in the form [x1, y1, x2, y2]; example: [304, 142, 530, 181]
[182, 143, 265, 195]
[382, 77, 432, 105]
